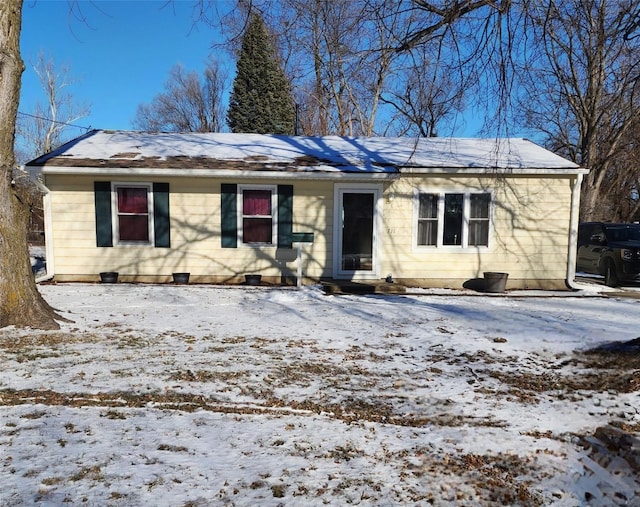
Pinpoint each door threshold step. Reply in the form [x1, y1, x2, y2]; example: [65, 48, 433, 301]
[321, 281, 406, 295]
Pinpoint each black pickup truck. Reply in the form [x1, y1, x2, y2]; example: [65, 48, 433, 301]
[577, 222, 640, 287]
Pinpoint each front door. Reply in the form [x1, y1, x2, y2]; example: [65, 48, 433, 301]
[334, 185, 381, 279]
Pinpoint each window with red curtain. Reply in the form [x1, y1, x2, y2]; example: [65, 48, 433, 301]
[117, 186, 150, 242]
[242, 189, 272, 244]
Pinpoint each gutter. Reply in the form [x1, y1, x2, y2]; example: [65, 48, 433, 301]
[34, 178, 55, 283]
[32, 165, 589, 181]
[566, 172, 590, 290]
[400, 166, 589, 176]
[37, 165, 590, 178]
[38, 166, 400, 181]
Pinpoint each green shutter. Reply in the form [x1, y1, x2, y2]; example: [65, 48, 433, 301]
[153, 183, 170, 248]
[277, 185, 293, 248]
[221, 184, 237, 248]
[94, 181, 113, 247]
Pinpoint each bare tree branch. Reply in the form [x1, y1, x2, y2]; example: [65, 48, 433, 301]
[133, 58, 226, 133]
[16, 51, 90, 161]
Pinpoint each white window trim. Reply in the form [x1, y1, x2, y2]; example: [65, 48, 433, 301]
[111, 182, 155, 247]
[237, 184, 278, 247]
[413, 189, 493, 251]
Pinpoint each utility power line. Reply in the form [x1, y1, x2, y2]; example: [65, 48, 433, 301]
[17, 111, 92, 132]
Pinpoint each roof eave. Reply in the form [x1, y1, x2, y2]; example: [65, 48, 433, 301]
[39, 166, 400, 180]
[37, 164, 589, 178]
[399, 166, 589, 175]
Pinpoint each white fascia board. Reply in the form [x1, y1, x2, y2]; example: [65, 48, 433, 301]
[38, 166, 400, 180]
[37, 164, 589, 178]
[400, 166, 589, 175]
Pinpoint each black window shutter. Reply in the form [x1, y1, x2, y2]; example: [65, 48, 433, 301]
[221, 183, 238, 248]
[94, 181, 113, 247]
[277, 185, 293, 248]
[153, 183, 170, 248]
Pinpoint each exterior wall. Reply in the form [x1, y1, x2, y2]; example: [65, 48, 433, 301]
[44, 175, 335, 283]
[44, 171, 576, 289]
[379, 174, 575, 289]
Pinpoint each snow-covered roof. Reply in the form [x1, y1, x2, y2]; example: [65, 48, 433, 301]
[27, 129, 585, 175]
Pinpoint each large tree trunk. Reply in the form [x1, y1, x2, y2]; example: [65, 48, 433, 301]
[0, 0, 62, 330]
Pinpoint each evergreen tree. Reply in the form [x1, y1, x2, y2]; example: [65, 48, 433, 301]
[227, 13, 295, 134]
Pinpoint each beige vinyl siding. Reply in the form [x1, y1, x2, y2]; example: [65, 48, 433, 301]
[288, 180, 334, 278]
[45, 175, 336, 282]
[379, 174, 573, 288]
[45, 171, 576, 288]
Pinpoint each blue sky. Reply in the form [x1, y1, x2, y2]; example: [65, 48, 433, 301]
[19, 0, 492, 140]
[19, 0, 231, 135]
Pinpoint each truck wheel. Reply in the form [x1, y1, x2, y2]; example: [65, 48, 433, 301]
[604, 259, 619, 287]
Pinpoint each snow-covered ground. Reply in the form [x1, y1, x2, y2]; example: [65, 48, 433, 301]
[1, 283, 639, 506]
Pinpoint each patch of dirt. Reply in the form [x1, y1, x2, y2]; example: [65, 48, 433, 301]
[0, 332, 101, 349]
[399, 449, 544, 505]
[485, 338, 640, 400]
[0, 387, 505, 429]
[489, 369, 640, 397]
[580, 337, 640, 368]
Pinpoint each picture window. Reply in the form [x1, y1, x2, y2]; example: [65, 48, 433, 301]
[417, 192, 491, 248]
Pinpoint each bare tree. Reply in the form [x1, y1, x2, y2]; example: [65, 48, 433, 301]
[391, 1, 640, 219]
[0, 0, 63, 329]
[380, 43, 466, 137]
[204, 0, 481, 137]
[268, 0, 411, 136]
[590, 115, 640, 222]
[133, 58, 226, 133]
[15, 51, 90, 163]
[300, 0, 369, 135]
[213, 1, 411, 136]
[517, 0, 640, 221]
[394, 0, 510, 52]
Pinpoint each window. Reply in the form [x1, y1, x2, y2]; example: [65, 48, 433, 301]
[94, 181, 169, 248]
[417, 191, 491, 248]
[240, 186, 276, 245]
[221, 184, 292, 249]
[116, 186, 151, 243]
[417, 193, 438, 246]
[444, 193, 464, 245]
[468, 193, 490, 246]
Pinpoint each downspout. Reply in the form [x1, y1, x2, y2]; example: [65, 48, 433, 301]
[566, 172, 586, 290]
[35, 175, 55, 283]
